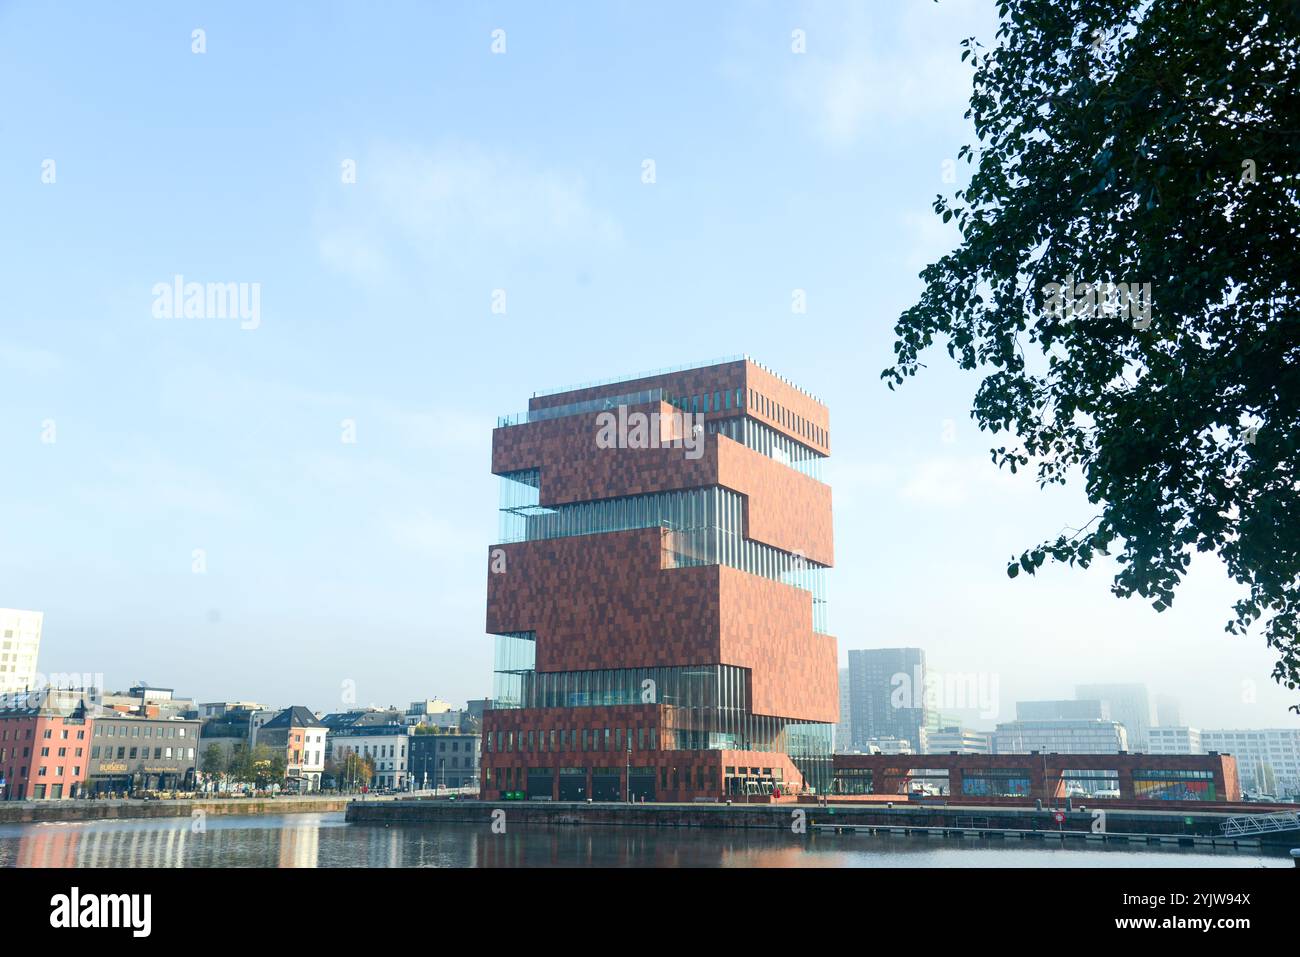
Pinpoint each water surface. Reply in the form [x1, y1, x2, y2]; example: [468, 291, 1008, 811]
[0, 812, 1286, 867]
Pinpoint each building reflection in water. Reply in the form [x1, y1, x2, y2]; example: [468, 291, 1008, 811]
[1, 815, 327, 868]
[0, 814, 1278, 868]
[0, 814, 809, 868]
[471, 826, 813, 868]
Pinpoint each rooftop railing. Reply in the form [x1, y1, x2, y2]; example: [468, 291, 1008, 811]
[497, 388, 665, 428]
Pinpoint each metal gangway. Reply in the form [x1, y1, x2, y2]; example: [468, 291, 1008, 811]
[1220, 811, 1300, 837]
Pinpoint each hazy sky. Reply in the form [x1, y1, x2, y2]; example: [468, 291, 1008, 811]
[2, 1, 1294, 730]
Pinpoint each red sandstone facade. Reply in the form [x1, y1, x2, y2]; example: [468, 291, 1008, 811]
[482, 358, 837, 802]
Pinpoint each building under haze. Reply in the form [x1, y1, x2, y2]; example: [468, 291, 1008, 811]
[1148, 726, 1300, 799]
[0, 608, 43, 696]
[1076, 683, 1151, 751]
[922, 726, 993, 755]
[835, 667, 851, 752]
[993, 718, 1128, 755]
[1147, 726, 1203, 755]
[481, 357, 837, 800]
[1154, 694, 1182, 728]
[846, 648, 927, 753]
[1016, 699, 1108, 722]
[1199, 728, 1300, 799]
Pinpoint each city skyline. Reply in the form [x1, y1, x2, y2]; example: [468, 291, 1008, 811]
[9, 600, 1293, 738]
[2, 1, 1297, 729]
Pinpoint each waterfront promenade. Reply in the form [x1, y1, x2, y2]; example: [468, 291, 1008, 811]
[1, 793, 363, 824]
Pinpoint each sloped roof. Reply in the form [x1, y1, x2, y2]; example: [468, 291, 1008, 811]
[260, 705, 325, 730]
[320, 709, 403, 731]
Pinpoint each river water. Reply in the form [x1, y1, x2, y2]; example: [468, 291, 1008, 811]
[0, 812, 1288, 867]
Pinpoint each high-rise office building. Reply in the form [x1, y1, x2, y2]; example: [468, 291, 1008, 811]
[481, 357, 837, 800]
[0, 608, 43, 695]
[847, 648, 926, 753]
[1075, 683, 1151, 751]
[1154, 694, 1182, 728]
[834, 667, 852, 752]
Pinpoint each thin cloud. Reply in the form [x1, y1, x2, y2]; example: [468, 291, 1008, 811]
[899, 455, 1021, 508]
[0, 341, 62, 375]
[317, 140, 623, 284]
[724, 1, 989, 148]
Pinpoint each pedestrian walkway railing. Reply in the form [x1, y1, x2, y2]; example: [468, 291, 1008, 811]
[1220, 812, 1300, 836]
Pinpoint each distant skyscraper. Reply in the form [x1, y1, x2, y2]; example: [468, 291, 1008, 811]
[0, 609, 43, 695]
[834, 667, 852, 752]
[847, 648, 926, 753]
[1075, 683, 1151, 751]
[1155, 694, 1182, 728]
[1016, 699, 1108, 721]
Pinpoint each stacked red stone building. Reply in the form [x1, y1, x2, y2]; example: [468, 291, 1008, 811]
[481, 356, 837, 801]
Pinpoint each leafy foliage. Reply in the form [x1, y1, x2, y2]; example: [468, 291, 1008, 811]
[886, 0, 1300, 706]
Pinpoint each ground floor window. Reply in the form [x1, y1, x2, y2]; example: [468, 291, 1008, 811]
[961, 770, 1031, 798]
[1133, 770, 1216, 801]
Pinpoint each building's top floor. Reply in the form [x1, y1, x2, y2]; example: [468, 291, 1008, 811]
[928, 726, 991, 738]
[502, 356, 831, 457]
[846, 647, 926, 664]
[531, 355, 820, 404]
[995, 718, 1128, 729]
[406, 698, 455, 716]
[410, 730, 481, 745]
[320, 708, 405, 732]
[331, 724, 413, 740]
[0, 608, 44, 631]
[91, 715, 201, 743]
[1199, 727, 1300, 737]
[199, 700, 269, 718]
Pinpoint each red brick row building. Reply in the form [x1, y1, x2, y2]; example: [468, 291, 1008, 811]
[0, 691, 94, 800]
